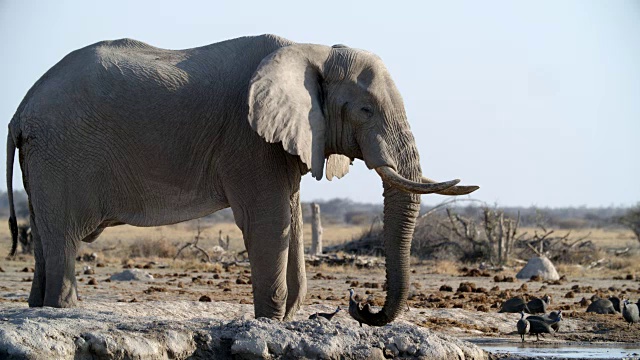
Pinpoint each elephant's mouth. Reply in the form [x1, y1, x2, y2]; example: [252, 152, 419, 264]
[375, 166, 478, 195]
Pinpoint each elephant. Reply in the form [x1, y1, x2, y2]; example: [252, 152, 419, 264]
[6, 34, 478, 326]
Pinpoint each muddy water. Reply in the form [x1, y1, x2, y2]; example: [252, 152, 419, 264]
[469, 339, 640, 359]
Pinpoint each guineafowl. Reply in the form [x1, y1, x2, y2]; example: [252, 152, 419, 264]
[499, 297, 530, 313]
[622, 300, 639, 328]
[348, 288, 365, 327]
[526, 295, 551, 314]
[517, 311, 529, 342]
[309, 306, 341, 321]
[528, 319, 555, 341]
[527, 310, 562, 331]
[609, 296, 623, 313]
[587, 298, 617, 314]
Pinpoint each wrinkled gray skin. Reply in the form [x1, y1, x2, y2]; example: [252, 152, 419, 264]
[6, 35, 476, 326]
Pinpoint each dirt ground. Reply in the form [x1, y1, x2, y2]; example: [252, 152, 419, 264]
[1, 253, 638, 345]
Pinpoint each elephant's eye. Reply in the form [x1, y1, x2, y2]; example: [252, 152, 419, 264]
[360, 106, 374, 118]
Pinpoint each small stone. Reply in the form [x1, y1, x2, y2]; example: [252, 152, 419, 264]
[565, 291, 575, 298]
[579, 297, 590, 307]
[199, 295, 212, 302]
[367, 347, 385, 360]
[439, 285, 453, 292]
[384, 343, 400, 358]
[74, 336, 88, 352]
[110, 269, 153, 281]
[87, 278, 98, 285]
[395, 335, 411, 353]
[231, 339, 268, 358]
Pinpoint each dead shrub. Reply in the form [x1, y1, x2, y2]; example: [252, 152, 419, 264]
[128, 238, 177, 259]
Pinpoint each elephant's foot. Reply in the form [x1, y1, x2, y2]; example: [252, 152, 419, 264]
[42, 249, 79, 308]
[43, 281, 78, 308]
[27, 289, 44, 307]
[28, 263, 46, 307]
[253, 284, 287, 320]
[283, 298, 304, 321]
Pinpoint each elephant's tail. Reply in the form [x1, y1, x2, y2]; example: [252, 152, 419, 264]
[6, 131, 18, 257]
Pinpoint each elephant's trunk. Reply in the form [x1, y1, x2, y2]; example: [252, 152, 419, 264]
[350, 131, 422, 326]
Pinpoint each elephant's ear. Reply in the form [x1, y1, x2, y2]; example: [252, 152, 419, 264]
[325, 154, 352, 180]
[248, 45, 330, 180]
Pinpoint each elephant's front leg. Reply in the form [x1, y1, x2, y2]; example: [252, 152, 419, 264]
[284, 189, 306, 320]
[241, 201, 292, 320]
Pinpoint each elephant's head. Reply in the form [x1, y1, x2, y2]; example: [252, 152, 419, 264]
[248, 43, 478, 326]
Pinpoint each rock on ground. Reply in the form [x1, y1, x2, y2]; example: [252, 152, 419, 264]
[109, 269, 154, 281]
[516, 256, 560, 281]
[0, 301, 486, 360]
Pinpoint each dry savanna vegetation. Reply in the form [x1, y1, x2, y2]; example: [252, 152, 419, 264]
[1, 197, 639, 343]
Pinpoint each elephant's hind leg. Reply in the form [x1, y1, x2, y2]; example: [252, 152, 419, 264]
[40, 223, 82, 308]
[30, 195, 101, 307]
[284, 189, 306, 321]
[27, 214, 46, 307]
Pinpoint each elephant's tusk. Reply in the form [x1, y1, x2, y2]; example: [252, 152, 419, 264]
[375, 166, 459, 194]
[422, 177, 480, 196]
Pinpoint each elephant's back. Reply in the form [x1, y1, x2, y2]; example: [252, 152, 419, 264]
[13, 34, 293, 133]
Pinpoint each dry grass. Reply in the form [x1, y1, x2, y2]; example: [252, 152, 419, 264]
[517, 227, 637, 249]
[1, 217, 638, 277]
[127, 238, 178, 259]
[421, 260, 461, 275]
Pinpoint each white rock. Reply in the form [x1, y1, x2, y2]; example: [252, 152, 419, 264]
[109, 269, 154, 281]
[516, 256, 560, 280]
[231, 338, 268, 358]
[395, 335, 411, 353]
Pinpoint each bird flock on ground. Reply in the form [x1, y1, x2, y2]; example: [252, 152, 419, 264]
[500, 294, 639, 342]
[310, 288, 639, 344]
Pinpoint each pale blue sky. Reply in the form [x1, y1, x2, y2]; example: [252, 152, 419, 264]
[1, 1, 638, 207]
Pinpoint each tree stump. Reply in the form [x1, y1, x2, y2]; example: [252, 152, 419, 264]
[310, 203, 323, 255]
